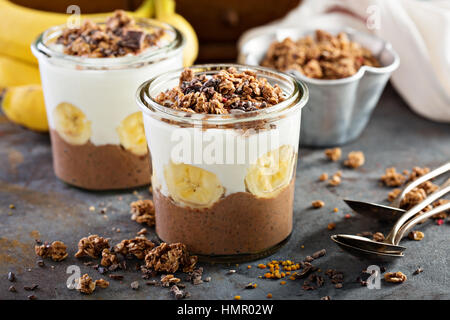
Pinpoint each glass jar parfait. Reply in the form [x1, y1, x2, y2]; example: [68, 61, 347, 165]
[31, 16, 184, 190]
[137, 64, 308, 262]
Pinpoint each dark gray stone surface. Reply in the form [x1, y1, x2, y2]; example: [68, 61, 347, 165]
[1, 85, 449, 300]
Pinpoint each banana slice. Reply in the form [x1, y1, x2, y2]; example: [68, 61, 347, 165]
[52, 102, 91, 145]
[164, 161, 224, 208]
[245, 145, 295, 198]
[116, 112, 148, 156]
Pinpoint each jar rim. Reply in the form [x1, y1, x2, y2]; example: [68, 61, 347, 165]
[31, 17, 185, 69]
[136, 63, 309, 125]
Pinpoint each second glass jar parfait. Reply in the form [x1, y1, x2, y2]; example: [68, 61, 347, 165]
[31, 12, 185, 190]
[137, 64, 308, 262]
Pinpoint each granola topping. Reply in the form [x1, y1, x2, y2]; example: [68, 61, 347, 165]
[261, 30, 380, 79]
[155, 67, 285, 114]
[56, 10, 165, 58]
[161, 274, 181, 287]
[35, 240, 68, 262]
[311, 200, 325, 209]
[130, 199, 155, 227]
[144, 242, 198, 273]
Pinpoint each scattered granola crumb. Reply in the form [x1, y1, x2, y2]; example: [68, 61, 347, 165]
[333, 207, 339, 213]
[413, 267, 424, 275]
[400, 187, 427, 210]
[130, 281, 140, 290]
[321, 296, 331, 300]
[408, 167, 430, 182]
[95, 279, 109, 288]
[145, 242, 197, 273]
[114, 236, 155, 259]
[327, 222, 336, 230]
[312, 200, 325, 209]
[388, 188, 402, 202]
[76, 274, 96, 294]
[384, 272, 407, 283]
[319, 173, 328, 181]
[75, 235, 110, 258]
[381, 167, 406, 187]
[344, 151, 365, 168]
[328, 174, 341, 186]
[89, 206, 95, 212]
[35, 240, 68, 262]
[267, 293, 272, 299]
[187, 267, 204, 285]
[372, 232, 385, 242]
[8, 285, 16, 292]
[324, 148, 342, 161]
[234, 295, 241, 300]
[161, 274, 181, 287]
[137, 228, 148, 236]
[130, 199, 155, 227]
[100, 248, 119, 267]
[408, 231, 424, 241]
[9, 204, 15, 209]
[171, 285, 186, 299]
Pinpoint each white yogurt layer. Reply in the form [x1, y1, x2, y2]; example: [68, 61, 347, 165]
[143, 111, 302, 197]
[37, 49, 183, 146]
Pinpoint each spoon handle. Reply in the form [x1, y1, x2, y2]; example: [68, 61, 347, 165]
[386, 177, 450, 243]
[394, 201, 450, 244]
[392, 162, 450, 208]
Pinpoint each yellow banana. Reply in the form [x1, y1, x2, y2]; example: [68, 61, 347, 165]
[245, 145, 296, 198]
[116, 112, 148, 156]
[154, 0, 198, 66]
[0, 55, 40, 89]
[164, 161, 224, 208]
[1, 85, 48, 132]
[0, 0, 154, 65]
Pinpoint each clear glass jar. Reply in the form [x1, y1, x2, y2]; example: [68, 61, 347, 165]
[137, 64, 308, 262]
[31, 18, 184, 190]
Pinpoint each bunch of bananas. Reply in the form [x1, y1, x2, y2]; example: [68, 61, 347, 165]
[0, 0, 198, 132]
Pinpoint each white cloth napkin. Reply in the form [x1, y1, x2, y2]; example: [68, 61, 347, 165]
[238, 0, 450, 123]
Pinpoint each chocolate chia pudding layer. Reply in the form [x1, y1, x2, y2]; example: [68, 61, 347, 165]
[154, 179, 295, 257]
[50, 129, 151, 190]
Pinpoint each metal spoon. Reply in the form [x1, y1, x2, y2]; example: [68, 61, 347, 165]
[344, 162, 450, 221]
[331, 201, 450, 258]
[331, 178, 450, 257]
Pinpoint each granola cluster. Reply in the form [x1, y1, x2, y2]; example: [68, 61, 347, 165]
[384, 272, 407, 283]
[56, 10, 165, 58]
[344, 151, 365, 168]
[34, 240, 68, 262]
[381, 166, 444, 213]
[100, 248, 119, 267]
[130, 199, 155, 227]
[75, 235, 110, 258]
[114, 236, 155, 259]
[76, 274, 109, 294]
[155, 67, 285, 114]
[261, 30, 380, 79]
[145, 242, 198, 273]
